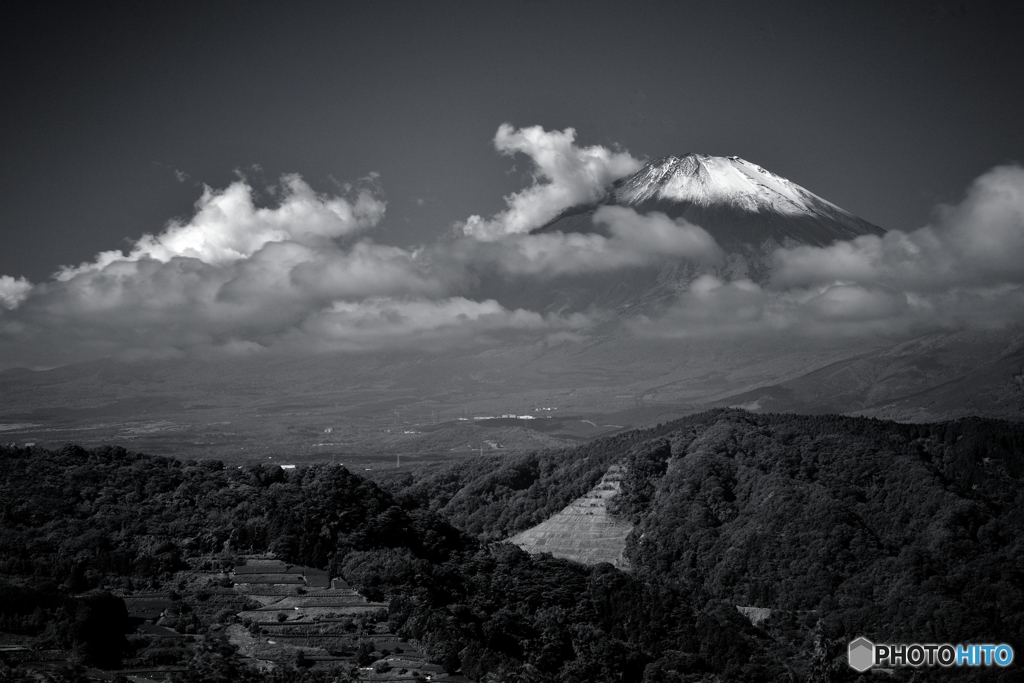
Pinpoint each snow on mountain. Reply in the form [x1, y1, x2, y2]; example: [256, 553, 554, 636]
[615, 154, 832, 215]
[539, 153, 884, 248]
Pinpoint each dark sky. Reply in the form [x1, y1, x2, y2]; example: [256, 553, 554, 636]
[2, 0, 1021, 283]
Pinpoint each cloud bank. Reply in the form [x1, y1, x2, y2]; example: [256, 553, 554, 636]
[773, 164, 1024, 290]
[59, 175, 386, 279]
[0, 174, 580, 366]
[1, 123, 1021, 367]
[286, 298, 590, 353]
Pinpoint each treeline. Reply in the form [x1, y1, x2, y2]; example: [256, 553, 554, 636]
[361, 543, 779, 682]
[0, 439, 790, 681]
[0, 444, 466, 671]
[0, 444, 467, 591]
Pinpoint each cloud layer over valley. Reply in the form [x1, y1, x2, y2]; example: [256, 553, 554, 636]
[1, 126, 1022, 368]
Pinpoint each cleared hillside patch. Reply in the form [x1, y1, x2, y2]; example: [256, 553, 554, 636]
[508, 465, 632, 569]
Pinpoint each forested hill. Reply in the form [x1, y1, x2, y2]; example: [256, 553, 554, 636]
[377, 418, 692, 540]
[380, 409, 1024, 677]
[613, 411, 1024, 666]
[0, 446, 469, 588]
[0, 441, 788, 681]
[2, 410, 1024, 682]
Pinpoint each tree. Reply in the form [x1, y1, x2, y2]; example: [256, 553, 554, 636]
[355, 640, 376, 667]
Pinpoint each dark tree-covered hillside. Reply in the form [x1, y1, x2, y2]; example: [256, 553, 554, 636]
[374, 409, 1024, 681]
[0, 444, 466, 591]
[375, 419, 696, 540]
[3, 409, 1024, 682]
[616, 411, 1024, 679]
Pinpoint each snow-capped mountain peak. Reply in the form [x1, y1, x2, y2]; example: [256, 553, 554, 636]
[536, 153, 884, 249]
[614, 154, 843, 217]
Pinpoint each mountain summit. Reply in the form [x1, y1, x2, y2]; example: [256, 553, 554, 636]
[541, 153, 885, 248]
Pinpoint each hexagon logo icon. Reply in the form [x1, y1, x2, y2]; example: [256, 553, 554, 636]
[848, 637, 875, 672]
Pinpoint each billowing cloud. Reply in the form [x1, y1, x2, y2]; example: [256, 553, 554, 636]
[773, 165, 1024, 290]
[453, 206, 722, 277]
[57, 175, 386, 279]
[1, 130, 1021, 368]
[0, 276, 31, 310]
[595, 206, 723, 264]
[460, 124, 643, 239]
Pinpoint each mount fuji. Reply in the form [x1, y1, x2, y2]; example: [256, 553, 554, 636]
[539, 153, 884, 250]
[491, 153, 885, 316]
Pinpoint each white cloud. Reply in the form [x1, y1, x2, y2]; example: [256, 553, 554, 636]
[772, 164, 1024, 291]
[219, 240, 445, 305]
[2, 140, 1022, 368]
[460, 124, 643, 239]
[595, 206, 723, 263]
[0, 275, 32, 310]
[56, 175, 386, 279]
[454, 206, 722, 277]
[0, 173, 587, 367]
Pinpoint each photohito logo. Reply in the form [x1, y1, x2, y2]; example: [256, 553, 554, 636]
[848, 638, 1014, 671]
[848, 638, 874, 672]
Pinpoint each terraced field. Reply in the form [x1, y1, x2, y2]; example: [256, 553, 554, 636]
[508, 465, 632, 569]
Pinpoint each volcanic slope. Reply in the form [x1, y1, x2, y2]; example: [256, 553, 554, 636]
[714, 328, 1024, 422]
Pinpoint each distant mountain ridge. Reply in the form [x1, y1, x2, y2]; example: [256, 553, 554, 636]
[716, 329, 1024, 422]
